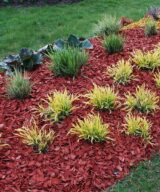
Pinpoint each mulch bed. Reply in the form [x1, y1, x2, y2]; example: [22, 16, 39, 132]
[0, 28, 160, 192]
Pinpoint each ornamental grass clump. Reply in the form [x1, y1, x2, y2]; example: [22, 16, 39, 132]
[108, 59, 133, 84]
[69, 114, 110, 142]
[145, 20, 157, 36]
[6, 70, 31, 99]
[124, 115, 151, 141]
[125, 84, 159, 113]
[154, 72, 160, 87]
[132, 50, 160, 70]
[48, 47, 88, 77]
[103, 34, 124, 54]
[93, 15, 121, 36]
[85, 84, 119, 111]
[15, 120, 55, 153]
[38, 90, 76, 122]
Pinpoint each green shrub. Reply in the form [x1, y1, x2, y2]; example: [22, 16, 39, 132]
[48, 47, 88, 77]
[6, 70, 31, 99]
[69, 114, 110, 142]
[38, 90, 77, 122]
[154, 72, 160, 87]
[125, 84, 159, 113]
[15, 119, 55, 153]
[103, 34, 124, 54]
[145, 20, 157, 36]
[108, 59, 133, 84]
[93, 15, 120, 36]
[85, 84, 119, 111]
[132, 49, 160, 70]
[124, 115, 151, 141]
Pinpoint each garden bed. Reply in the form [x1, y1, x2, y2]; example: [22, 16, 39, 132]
[0, 28, 160, 191]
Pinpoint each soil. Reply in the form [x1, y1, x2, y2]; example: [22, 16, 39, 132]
[0, 28, 160, 192]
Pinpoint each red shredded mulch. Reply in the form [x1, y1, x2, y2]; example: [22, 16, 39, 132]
[0, 28, 160, 192]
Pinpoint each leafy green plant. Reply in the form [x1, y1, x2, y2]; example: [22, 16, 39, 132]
[15, 120, 55, 153]
[85, 84, 119, 111]
[0, 48, 42, 75]
[132, 49, 160, 70]
[103, 34, 124, 54]
[38, 90, 77, 122]
[69, 114, 110, 142]
[145, 20, 157, 36]
[108, 59, 133, 84]
[124, 115, 151, 141]
[93, 15, 121, 36]
[125, 84, 159, 113]
[6, 70, 31, 99]
[154, 72, 160, 87]
[48, 47, 88, 77]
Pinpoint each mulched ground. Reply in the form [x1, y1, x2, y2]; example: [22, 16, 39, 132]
[0, 28, 160, 192]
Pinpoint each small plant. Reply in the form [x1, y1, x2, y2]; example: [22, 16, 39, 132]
[85, 84, 119, 111]
[108, 59, 133, 84]
[38, 90, 76, 122]
[69, 114, 110, 142]
[6, 70, 31, 99]
[145, 20, 157, 36]
[132, 50, 160, 70]
[15, 120, 55, 153]
[154, 72, 160, 87]
[103, 34, 124, 54]
[93, 15, 121, 36]
[125, 84, 159, 113]
[48, 47, 88, 77]
[124, 115, 151, 141]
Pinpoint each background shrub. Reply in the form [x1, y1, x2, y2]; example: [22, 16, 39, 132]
[69, 114, 110, 142]
[6, 70, 31, 99]
[93, 15, 120, 36]
[103, 34, 124, 54]
[125, 115, 151, 141]
[48, 47, 88, 77]
[145, 20, 157, 36]
[85, 84, 119, 111]
[125, 84, 159, 113]
[108, 59, 133, 84]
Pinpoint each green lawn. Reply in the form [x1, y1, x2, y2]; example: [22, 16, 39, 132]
[1, 0, 160, 58]
[107, 155, 160, 192]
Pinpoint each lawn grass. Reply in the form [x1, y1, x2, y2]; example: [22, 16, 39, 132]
[1, 0, 160, 58]
[106, 155, 160, 192]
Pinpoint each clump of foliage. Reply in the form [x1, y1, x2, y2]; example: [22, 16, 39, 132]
[124, 115, 151, 141]
[48, 47, 88, 77]
[93, 15, 121, 36]
[147, 6, 160, 20]
[6, 70, 31, 100]
[125, 84, 159, 113]
[15, 120, 55, 153]
[108, 59, 133, 84]
[154, 72, 160, 87]
[145, 20, 157, 36]
[132, 49, 160, 70]
[0, 134, 8, 148]
[103, 34, 124, 54]
[85, 84, 119, 111]
[69, 114, 110, 142]
[38, 90, 77, 122]
[0, 48, 42, 75]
